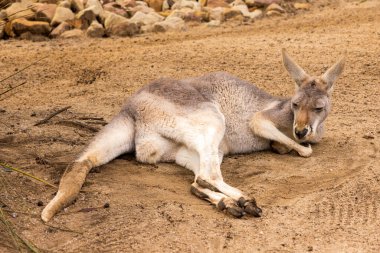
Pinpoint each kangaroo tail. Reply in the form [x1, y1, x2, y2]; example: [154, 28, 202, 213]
[41, 112, 135, 222]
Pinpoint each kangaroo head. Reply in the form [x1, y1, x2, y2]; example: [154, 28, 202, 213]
[282, 49, 345, 142]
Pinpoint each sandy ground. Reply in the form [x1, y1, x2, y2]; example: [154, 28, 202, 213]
[0, 0, 379, 252]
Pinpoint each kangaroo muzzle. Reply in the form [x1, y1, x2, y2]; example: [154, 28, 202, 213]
[294, 124, 311, 140]
[295, 128, 308, 139]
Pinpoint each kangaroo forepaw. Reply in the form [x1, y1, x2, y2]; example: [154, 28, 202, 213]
[238, 197, 262, 217]
[297, 144, 312, 158]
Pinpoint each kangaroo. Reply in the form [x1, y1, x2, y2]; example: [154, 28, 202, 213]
[41, 49, 345, 222]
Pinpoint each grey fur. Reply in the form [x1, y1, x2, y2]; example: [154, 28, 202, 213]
[41, 50, 345, 222]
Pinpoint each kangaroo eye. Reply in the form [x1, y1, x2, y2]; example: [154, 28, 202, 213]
[314, 107, 324, 112]
[292, 103, 299, 108]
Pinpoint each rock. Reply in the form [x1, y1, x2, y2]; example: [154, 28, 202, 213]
[266, 10, 281, 16]
[209, 7, 224, 21]
[11, 18, 51, 36]
[76, 7, 97, 29]
[35, 4, 57, 23]
[191, 10, 209, 22]
[135, 1, 149, 6]
[130, 11, 164, 26]
[145, 0, 165, 12]
[266, 3, 284, 13]
[168, 8, 209, 22]
[102, 11, 139, 36]
[252, 0, 280, 7]
[129, 5, 155, 15]
[49, 21, 71, 37]
[101, 10, 127, 27]
[207, 0, 229, 8]
[85, 0, 104, 15]
[103, 3, 129, 18]
[152, 16, 185, 32]
[51, 7, 75, 26]
[248, 8, 262, 19]
[119, 0, 137, 8]
[244, 0, 255, 8]
[167, 8, 188, 19]
[102, 0, 114, 4]
[19, 31, 49, 41]
[162, 0, 175, 11]
[232, 5, 249, 16]
[230, 0, 246, 7]
[172, 0, 200, 11]
[159, 10, 172, 17]
[108, 21, 139, 36]
[207, 20, 220, 27]
[4, 21, 14, 37]
[60, 28, 83, 38]
[199, 0, 207, 7]
[0, 10, 7, 20]
[223, 8, 242, 21]
[58, 0, 71, 8]
[0, 24, 4, 39]
[140, 24, 153, 33]
[5, 2, 35, 21]
[293, 2, 311, 10]
[231, 4, 261, 20]
[362, 133, 375, 139]
[71, 0, 85, 12]
[86, 20, 104, 37]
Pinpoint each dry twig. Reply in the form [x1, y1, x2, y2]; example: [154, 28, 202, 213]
[0, 161, 58, 189]
[0, 55, 48, 84]
[34, 106, 71, 126]
[0, 81, 27, 96]
[0, 208, 41, 253]
[57, 120, 100, 132]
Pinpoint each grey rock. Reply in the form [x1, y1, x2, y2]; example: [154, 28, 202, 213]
[76, 7, 97, 29]
[85, 0, 104, 16]
[60, 28, 83, 38]
[11, 18, 51, 36]
[0, 24, 4, 39]
[103, 3, 129, 18]
[5, 2, 35, 21]
[209, 7, 224, 22]
[86, 20, 105, 37]
[102, 11, 139, 36]
[50, 21, 71, 38]
[35, 4, 57, 23]
[171, 0, 200, 11]
[51, 7, 75, 26]
[153, 16, 185, 32]
[207, 20, 221, 27]
[58, 0, 71, 8]
[253, 0, 280, 7]
[266, 3, 285, 13]
[71, 0, 85, 12]
[130, 11, 164, 26]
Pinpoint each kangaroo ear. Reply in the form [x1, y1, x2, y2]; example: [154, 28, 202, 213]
[321, 57, 345, 93]
[282, 49, 310, 87]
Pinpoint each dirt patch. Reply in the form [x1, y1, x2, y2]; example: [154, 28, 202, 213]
[1, 0, 379, 252]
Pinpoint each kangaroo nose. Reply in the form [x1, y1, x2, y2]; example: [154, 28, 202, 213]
[295, 128, 308, 139]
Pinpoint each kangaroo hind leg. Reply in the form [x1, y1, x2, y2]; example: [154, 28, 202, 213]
[172, 110, 261, 218]
[41, 113, 135, 222]
[175, 147, 244, 218]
